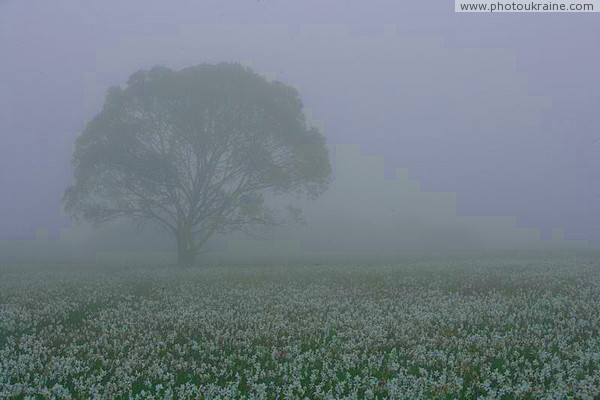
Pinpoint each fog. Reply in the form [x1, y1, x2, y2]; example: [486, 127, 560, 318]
[4, 3, 600, 397]
[1, 0, 599, 264]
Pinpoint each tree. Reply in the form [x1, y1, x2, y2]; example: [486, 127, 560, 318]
[63, 63, 331, 265]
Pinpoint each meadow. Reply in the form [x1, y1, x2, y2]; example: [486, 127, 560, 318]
[1, 255, 599, 399]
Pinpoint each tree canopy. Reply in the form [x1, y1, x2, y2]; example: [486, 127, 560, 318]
[63, 63, 331, 265]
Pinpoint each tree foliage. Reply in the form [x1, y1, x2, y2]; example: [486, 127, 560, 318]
[63, 63, 331, 265]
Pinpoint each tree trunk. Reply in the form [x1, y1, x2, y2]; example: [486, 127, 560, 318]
[176, 231, 195, 266]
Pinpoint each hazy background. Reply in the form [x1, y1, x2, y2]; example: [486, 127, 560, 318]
[1, 0, 599, 262]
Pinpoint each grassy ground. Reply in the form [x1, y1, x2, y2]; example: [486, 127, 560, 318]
[1, 254, 599, 399]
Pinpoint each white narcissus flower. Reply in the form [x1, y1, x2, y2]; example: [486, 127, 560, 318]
[0, 259, 599, 398]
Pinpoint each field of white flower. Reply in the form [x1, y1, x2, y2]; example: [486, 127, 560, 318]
[1, 255, 599, 399]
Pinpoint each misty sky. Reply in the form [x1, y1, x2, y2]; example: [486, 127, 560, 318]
[1, 0, 599, 245]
